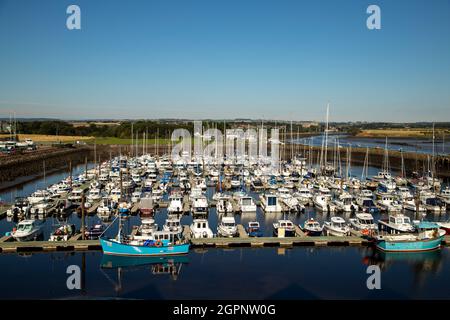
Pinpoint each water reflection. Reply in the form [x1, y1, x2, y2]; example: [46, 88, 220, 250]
[100, 254, 189, 292]
[363, 247, 444, 285]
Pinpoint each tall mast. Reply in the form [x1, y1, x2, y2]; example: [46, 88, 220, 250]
[324, 103, 329, 168]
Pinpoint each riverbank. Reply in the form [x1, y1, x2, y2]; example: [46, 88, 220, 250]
[284, 143, 450, 180]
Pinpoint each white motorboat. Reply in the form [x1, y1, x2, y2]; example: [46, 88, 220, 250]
[402, 198, 426, 213]
[217, 216, 238, 237]
[300, 218, 323, 236]
[163, 216, 182, 234]
[378, 214, 415, 234]
[294, 187, 314, 205]
[133, 217, 158, 241]
[87, 188, 102, 202]
[260, 194, 282, 212]
[97, 199, 112, 220]
[217, 197, 233, 214]
[273, 219, 296, 237]
[190, 218, 214, 239]
[313, 194, 336, 213]
[238, 195, 257, 212]
[277, 188, 304, 213]
[349, 213, 377, 232]
[333, 192, 357, 212]
[323, 217, 350, 237]
[376, 193, 402, 212]
[11, 219, 44, 241]
[167, 193, 184, 214]
[191, 195, 209, 215]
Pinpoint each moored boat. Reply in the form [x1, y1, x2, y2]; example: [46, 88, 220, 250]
[300, 218, 323, 236]
[376, 222, 444, 252]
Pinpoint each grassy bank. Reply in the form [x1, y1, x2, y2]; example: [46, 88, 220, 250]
[355, 128, 450, 139]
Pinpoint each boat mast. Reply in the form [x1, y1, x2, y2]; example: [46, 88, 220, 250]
[324, 103, 329, 171]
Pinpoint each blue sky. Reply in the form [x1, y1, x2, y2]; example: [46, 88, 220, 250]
[0, 0, 449, 121]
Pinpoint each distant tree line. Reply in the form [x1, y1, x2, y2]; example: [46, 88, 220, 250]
[15, 120, 449, 138]
[15, 120, 322, 138]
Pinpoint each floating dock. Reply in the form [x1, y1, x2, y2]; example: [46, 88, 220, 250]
[0, 228, 449, 254]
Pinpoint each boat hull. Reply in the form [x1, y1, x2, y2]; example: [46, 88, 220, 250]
[376, 236, 444, 252]
[100, 238, 190, 256]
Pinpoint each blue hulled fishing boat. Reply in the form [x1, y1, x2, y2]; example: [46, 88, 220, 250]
[100, 214, 190, 257]
[376, 221, 445, 252]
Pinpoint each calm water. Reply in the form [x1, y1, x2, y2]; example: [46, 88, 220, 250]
[0, 247, 449, 299]
[294, 134, 450, 155]
[1, 164, 450, 299]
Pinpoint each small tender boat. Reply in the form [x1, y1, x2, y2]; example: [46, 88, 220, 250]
[84, 224, 104, 240]
[376, 221, 445, 252]
[11, 219, 44, 241]
[217, 216, 238, 237]
[49, 224, 76, 241]
[190, 218, 214, 239]
[273, 219, 296, 237]
[323, 217, 350, 237]
[246, 221, 263, 237]
[301, 218, 323, 236]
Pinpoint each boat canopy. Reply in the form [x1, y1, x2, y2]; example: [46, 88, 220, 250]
[417, 221, 439, 229]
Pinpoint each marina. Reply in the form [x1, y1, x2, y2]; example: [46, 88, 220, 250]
[1, 0, 450, 303]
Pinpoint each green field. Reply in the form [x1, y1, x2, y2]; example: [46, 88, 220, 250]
[90, 137, 171, 145]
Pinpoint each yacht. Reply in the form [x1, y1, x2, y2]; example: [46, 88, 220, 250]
[300, 218, 323, 236]
[273, 219, 296, 237]
[237, 195, 257, 212]
[349, 213, 377, 232]
[133, 218, 158, 241]
[87, 188, 102, 202]
[277, 188, 304, 213]
[333, 193, 357, 213]
[97, 199, 112, 220]
[191, 194, 209, 216]
[313, 194, 336, 213]
[356, 196, 379, 214]
[260, 194, 282, 212]
[294, 187, 314, 206]
[217, 216, 238, 237]
[167, 193, 184, 215]
[190, 218, 214, 239]
[216, 197, 233, 214]
[378, 214, 415, 234]
[12, 220, 44, 241]
[376, 193, 402, 212]
[402, 198, 426, 213]
[163, 216, 182, 234]
[323, 217, 350, 237]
